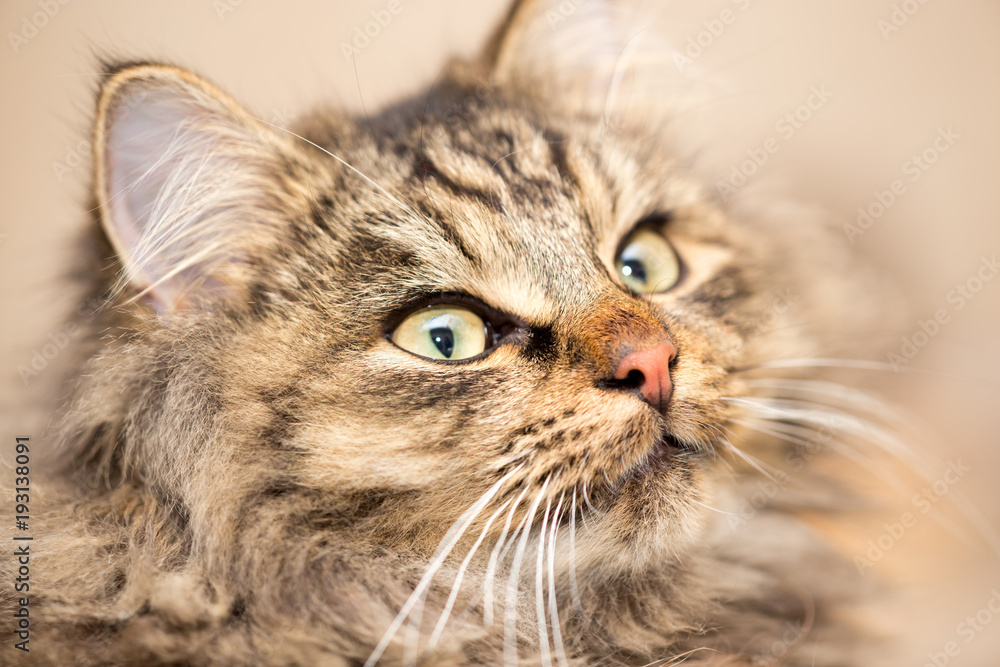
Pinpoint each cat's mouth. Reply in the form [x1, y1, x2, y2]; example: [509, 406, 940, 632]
[640, 432, 691, 472]
[585, 430, 703, 521]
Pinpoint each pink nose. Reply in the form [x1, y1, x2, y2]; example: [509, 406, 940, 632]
[613, 340, 677, 413]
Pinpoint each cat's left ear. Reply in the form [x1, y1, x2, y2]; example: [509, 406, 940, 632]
[484, 0, 700, 118]
[94, 63, 300, 314]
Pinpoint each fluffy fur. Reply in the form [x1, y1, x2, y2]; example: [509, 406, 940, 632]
[3, 1, 896, 664]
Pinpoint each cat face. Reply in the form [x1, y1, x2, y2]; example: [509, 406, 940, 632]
[242, 102, 747, 563]
[38, 4, 894, 664]
[75, 5, 857, 655]
[90, 55, 790, 562]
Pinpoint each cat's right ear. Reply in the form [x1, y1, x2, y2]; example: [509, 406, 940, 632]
[484, 0, 702, 119]
[94, 63, 296, 314]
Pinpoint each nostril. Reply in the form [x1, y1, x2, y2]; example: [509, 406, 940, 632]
[622, 368, 644, 388]
[605, 340, 677, 412]
[598, 367, 645, 393]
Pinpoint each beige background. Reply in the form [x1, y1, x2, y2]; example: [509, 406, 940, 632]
[1, 0, 998, 663]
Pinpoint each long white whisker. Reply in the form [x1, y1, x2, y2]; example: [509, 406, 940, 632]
[730, 414, 874, 468]
[740, 357, 897, 373]
[639, 646, 721, 666]
[547, 493, 569, 667]
[730, 397, 1000, 557]
[743, 377, 888, 410]
[535, 496, 553, 667]
[688, 497, 741, 516]
[715, 426, 778, 481]
[734, 415, 872, 466]
[428, 496, 515, 647]
[581, 480, 597, 515]
[699, 422, 728, 460]
[364, 464, 524, 667]
[484, 486, 531, 626]
[725, 396, 934, 478]
[569, 490, 584, 617]
[743, 378, 949, 459]
[739, 357, 1000, 390]
[729, 417, 916, 502]
[504, 477, 551, 667]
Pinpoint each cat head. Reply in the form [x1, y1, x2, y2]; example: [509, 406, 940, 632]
[77, 0, 858, 580]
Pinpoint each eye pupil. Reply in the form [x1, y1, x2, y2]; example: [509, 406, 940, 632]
[430, 327, 455, 358]
[621, 260, 647, 284]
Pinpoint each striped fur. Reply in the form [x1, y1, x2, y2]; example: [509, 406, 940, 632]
[2, 2, 893, 665]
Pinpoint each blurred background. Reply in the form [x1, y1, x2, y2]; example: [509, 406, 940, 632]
[1, 1, 997, 663]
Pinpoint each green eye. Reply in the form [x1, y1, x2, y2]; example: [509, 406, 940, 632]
[391, 305, 488, 361]
[614, 228, 681, 294]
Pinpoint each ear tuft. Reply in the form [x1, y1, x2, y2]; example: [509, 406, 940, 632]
[484, 0, 704, 123]
[94, 64, 290, 313]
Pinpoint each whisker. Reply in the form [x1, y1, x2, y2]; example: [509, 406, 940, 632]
[581, 480, 597, 516]
[699, 422, 728, 461]
[484, 486, 531, 626]
[364, 464, 524, 667]
[735, 357, 1000, 390]
[505, 477, 551, 667]
[597, 26, 645, 140]
[742, 378, 952, 457]
[639, 646, 720, 666]
[742, 377, 904, 420]
[535, 496, 553, 667]
[547, 492, 569, 667]
[688, 497, 740, 516]
[714, 425, 779, 481]
[569, 490, 584, 617]
[723, 396, 926, 472]
[729, 397, 1000, 557]
[728, 416, 909, 494]
[745, 376, 875, 401]
[428, 496, 515, 647]
[491, 148, 528, 174]
[735, 357, 897, 374]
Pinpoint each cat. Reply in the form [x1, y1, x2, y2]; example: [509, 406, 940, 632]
[3, 0, 896, 664]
